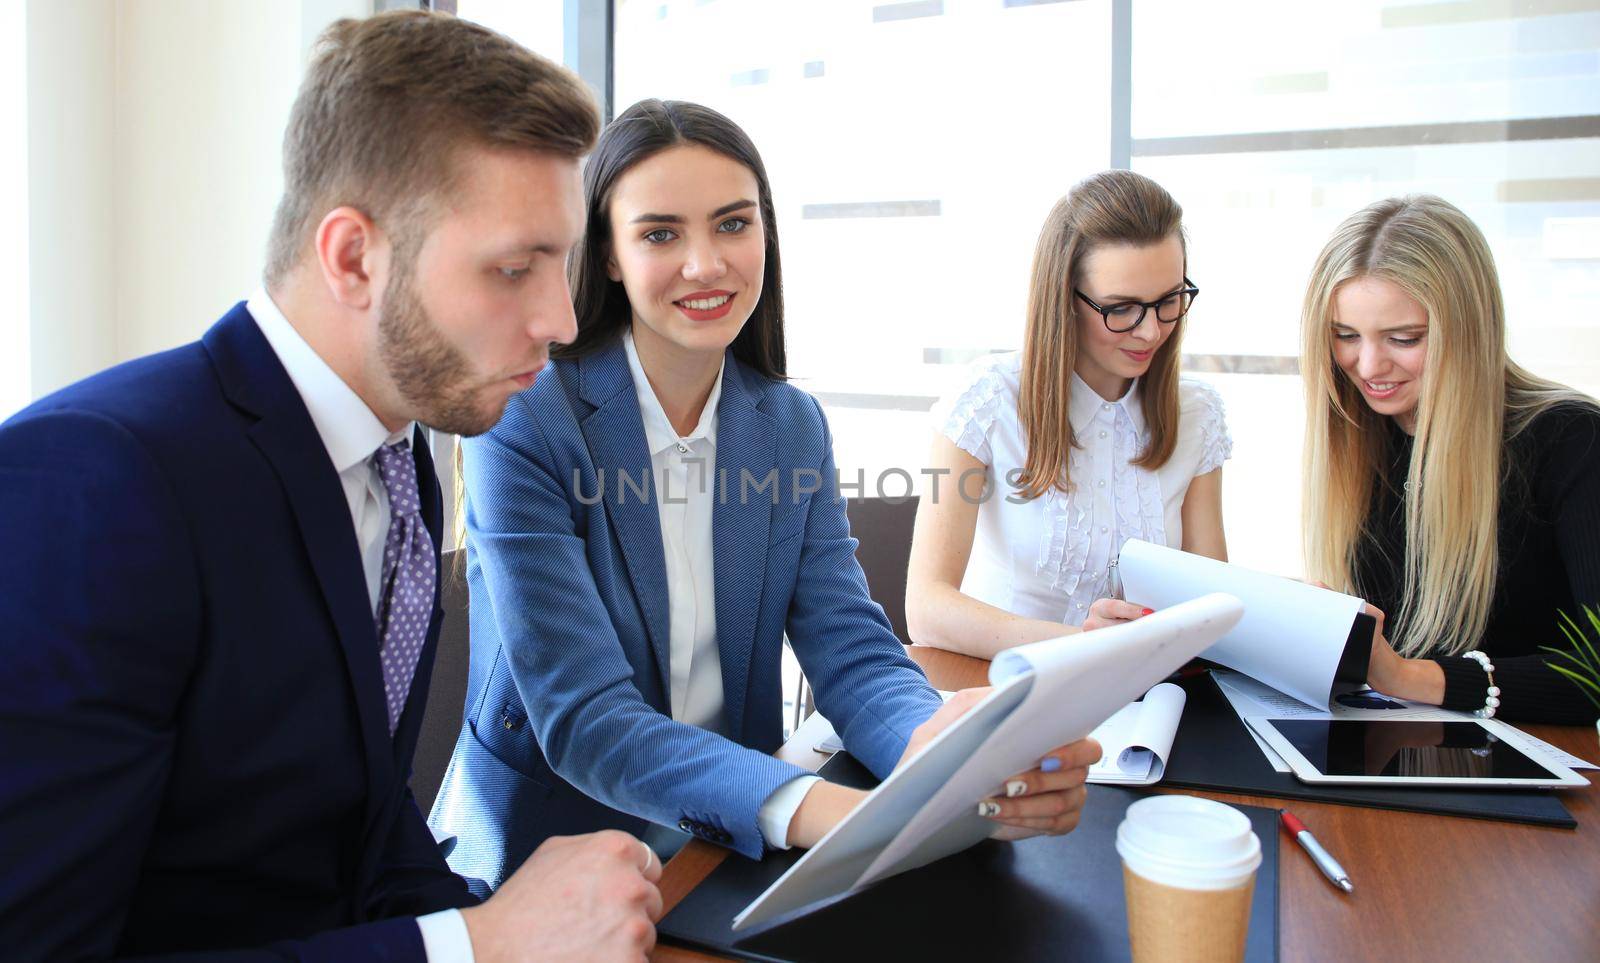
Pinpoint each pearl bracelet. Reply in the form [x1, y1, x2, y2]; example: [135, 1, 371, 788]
[1463, 650, 1501, 719]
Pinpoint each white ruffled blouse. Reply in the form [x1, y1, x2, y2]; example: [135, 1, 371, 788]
[932, 352, 1231, 626]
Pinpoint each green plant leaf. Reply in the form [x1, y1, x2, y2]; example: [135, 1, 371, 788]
[1550, 663, 1600, 694]
[1541, 605, 1600, 711]
[1559, 610, 1600, 669]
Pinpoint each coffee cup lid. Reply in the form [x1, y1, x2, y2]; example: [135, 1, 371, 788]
[1116, 795, 1261, 890]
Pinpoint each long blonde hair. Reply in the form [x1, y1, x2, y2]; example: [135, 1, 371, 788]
[1016, 170, 1187, 500]
[1301, 194, 1594, 657]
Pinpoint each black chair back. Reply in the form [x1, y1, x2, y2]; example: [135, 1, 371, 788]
[411, 549, 470, 815]
[845, 495, 920, 643]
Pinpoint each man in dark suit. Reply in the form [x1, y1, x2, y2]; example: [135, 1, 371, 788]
[0, 12, 660, 962]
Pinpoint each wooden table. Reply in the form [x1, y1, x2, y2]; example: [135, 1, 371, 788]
[656, 645, 1600, 962]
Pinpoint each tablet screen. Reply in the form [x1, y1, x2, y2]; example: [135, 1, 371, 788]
[1265, 719, 1556, 780]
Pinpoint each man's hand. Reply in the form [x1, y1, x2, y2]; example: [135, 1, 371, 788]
[899, 688, 1099, 840]
[460, 830, 663, 963]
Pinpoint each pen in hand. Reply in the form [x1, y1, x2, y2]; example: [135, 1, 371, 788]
[1279, 808, 1353, 893]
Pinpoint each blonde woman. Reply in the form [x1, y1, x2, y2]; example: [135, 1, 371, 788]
[1302, 195, 1600, 725]
[906, 170, 1230, 659]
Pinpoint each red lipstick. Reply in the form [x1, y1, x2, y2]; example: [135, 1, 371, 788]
[674, 289, 736, 322]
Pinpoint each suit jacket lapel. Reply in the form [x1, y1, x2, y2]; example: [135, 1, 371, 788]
[577, 345, 672, 700]
[202, 304, 392, 822]
[711, 361, 775, 743]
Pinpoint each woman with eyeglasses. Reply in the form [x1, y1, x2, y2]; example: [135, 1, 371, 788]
[1301, 194, 1600, 724]
[905, 170, 1229, 659]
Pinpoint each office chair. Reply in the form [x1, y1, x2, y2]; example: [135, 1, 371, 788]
[791, 495, 922, 732]
[410, 549, 471, 816]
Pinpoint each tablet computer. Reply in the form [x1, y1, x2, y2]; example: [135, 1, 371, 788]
[1245, 717, 1590, 789]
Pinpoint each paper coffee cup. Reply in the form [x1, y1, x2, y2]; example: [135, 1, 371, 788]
[1116, 796, 1262, 963]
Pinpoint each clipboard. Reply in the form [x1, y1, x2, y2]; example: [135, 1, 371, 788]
[731, 593, 1247, 931]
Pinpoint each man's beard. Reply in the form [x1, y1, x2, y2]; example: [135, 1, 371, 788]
[377, 263, 501, 438]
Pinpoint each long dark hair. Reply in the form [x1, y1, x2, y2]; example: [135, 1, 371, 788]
[556, 99, 787, 379]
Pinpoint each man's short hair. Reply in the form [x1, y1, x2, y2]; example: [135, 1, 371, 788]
[264, 10, 599, 285]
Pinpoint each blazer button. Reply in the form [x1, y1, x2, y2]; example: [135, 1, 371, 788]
[678, 818, 693, 833]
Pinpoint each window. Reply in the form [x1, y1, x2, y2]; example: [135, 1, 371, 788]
[609, 0, 1600, 577]
[1131, 1, 1600, 571]
[454, 0, 565, 63]
[614, 0, 1114, 507]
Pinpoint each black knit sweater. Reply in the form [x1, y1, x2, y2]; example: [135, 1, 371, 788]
[1349, 402, 1600, 725]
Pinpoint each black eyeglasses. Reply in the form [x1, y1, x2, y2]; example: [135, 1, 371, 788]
[1074, 278, 1200, 333]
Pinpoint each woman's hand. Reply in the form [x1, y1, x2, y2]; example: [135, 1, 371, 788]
[1081, 598, 1152, 632]
[978, 739, 1100, 840]
[1360, 601, 1446, 704]
[898, 687, 989, 765]
[1304, 583, 1446, 704]
[1362, 602, 1402, 692]
[899, 688, 1099, 841]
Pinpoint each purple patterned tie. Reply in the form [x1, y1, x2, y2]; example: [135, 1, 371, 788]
[374, 441, 436, 735]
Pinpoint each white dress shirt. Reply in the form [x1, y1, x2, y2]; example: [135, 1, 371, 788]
[932, 351, 1232, 626]
[247, 289, 474, 962]
[622, 332, 817, 848]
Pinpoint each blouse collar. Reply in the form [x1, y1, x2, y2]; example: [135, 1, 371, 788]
[1069, 370, 1145, 437]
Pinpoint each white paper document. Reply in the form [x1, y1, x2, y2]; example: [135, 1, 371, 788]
[1210, 670, 1305, 771]
[1117, 539, 1362, 709]
[731, 593, 1245, 933]
[1086, 682, 1187, 786]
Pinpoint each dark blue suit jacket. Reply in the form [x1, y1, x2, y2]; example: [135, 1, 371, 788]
[429, 342, 942, 889]
[0, 304, 475, 960]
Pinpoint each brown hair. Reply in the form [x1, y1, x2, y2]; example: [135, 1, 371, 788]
[1015, 170, 1188, 500]
[264, 10, 599, 285]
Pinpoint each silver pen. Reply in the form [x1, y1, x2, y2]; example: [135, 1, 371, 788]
[1280, 808, 1353, 893]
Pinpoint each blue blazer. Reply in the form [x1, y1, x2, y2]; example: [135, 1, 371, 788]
[430, 341, 942, 886]
[0, 304, 474, 961]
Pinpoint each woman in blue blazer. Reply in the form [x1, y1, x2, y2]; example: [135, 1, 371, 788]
[431, 100, 1097, 892]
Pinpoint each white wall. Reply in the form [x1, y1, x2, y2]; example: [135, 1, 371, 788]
[24, 0, 370, 401]
[26, 0, 117, 402]
[2, 3, 31, 421]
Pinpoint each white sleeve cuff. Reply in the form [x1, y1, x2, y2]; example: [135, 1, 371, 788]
[418, 909, 476, 963]
[757, 774, 823, 851]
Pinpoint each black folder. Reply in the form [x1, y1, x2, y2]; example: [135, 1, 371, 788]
[1162, 673, 1577, 828]
[659, 752, 1279, 962]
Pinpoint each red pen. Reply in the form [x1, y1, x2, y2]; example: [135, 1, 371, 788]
[1280, 808, 1353, 893]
